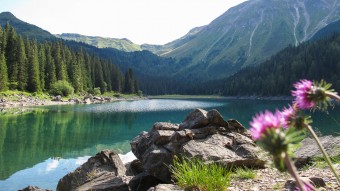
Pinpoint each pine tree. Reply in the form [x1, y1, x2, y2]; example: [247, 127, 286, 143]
[26, 40, 41, 92]
[124, 68, 135, 94]
[5, 23, 18, 84]
[71, 49, 83, 93]
[44, 45, 56, 90]
[38, 44, 46, 90]
[16, 36, 27, 91]
[0, 50, 8, 91]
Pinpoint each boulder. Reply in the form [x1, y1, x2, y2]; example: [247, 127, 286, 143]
[57, 150, 127, 191]
[128, 172, 163, 191]
[84, 98, 91, 104]
[53, 95, 62, 101]
[147, 184, 183, 191]
[131, 108, 265, 183]
[125, 159, 145, 176]
[19, 186, 52, 191]
[179, 108, 209, 130]
[294, 136, 340, 168]
[153, 122, 179, 131]
[93, 96, 103, 101]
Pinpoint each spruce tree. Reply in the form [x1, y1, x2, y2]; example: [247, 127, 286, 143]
[0, 50, 8, 91]
[5, 23, 18, 84]
[44, 45, 56, 90]
[26, 40, 41, 92]
[17, 36, 27, 91]
[38, 44, 46, 90]
[124, 68, 135, 94]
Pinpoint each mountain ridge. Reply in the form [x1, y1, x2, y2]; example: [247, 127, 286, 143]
[142, 0, 340, 81]
[56, 33, 142, 52]
[0, 12, 55, 41]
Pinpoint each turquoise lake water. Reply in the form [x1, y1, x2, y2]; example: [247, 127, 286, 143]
[0, 98, 339, 191]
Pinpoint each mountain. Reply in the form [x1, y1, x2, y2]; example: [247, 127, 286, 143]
[0, 12, 55, 41]
[56, 33, 142, 52]
[310, 19, 340, 41]
[141, 26, 205, 55]
[0, 11, 183, 95]
[219, 33, 340, 96]
[143, 0, 340, 81]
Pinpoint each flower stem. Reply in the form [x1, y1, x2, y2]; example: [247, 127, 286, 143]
[284, 152, 305, 191]
[326, 92, 340, 102]
[304, 124, 340, 185]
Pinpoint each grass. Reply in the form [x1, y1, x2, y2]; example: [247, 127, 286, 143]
[169, 157, 232, 191]
[0, 90, 50, 100]
[302, 155, 340, 170]
[313, 155, 340, 168]
[232, 167, 256, 179]
[0, 90, 142, 101]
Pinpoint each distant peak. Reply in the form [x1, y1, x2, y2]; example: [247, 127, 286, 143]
[0, 11, 16, 18]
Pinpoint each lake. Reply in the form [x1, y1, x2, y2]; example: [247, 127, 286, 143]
[0, 98, 339, 191]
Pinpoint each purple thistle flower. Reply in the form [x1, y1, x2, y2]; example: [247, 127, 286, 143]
[292, 79, 315, 109]
[250, 110, 282, 140]
[281, 105, 296, 128]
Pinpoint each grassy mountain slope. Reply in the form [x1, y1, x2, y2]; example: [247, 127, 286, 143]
[56, 33, 142, 52]
[143, 0, 340, 81]
[220, 33, 340, 96]
[141, 26, 205, 55]
[0, 12, 55, 41]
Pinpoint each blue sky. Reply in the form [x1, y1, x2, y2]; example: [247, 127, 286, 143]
[0, 0, 247, 44]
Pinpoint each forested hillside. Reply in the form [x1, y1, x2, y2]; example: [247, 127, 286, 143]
[0, 23, 139, 95]
[221, 34, 340, 96]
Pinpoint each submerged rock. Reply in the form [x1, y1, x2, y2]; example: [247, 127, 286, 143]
[131, 108, 265, 183]
[57, 150, 128, 191]
[19, 186, 52, 191]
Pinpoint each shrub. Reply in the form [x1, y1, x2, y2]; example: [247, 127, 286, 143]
[169, 156, 231, 191]
[50, 80, 74, 96]
[93, 87, 101, 96]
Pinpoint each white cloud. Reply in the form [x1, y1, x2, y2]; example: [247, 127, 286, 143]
[2, 0, 247, 44]
[45, 159, 59, 172]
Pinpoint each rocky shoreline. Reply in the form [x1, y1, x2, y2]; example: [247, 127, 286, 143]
[0, 94, 144, 108]
[18, 108, 340, 191]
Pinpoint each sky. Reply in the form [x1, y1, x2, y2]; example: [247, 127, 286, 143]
[1, 0, 247, 45]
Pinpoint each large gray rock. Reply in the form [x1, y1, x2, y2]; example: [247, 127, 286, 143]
[294, 135, 340, 168]
[131, 108, 265, 183]
[128, 172, 163, 191]
[57, 150, 127, 191]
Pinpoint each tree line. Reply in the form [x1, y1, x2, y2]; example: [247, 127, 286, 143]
[220, 33, 340, 96]
[0, 23, 139, 95]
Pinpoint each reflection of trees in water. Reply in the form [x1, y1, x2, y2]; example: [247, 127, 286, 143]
[0, 110, 139, 180]
[217, 100, 288, 127]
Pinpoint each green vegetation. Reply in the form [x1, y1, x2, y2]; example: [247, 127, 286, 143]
[0, 23, 139, 96]
[169, 157, 231, 191]
[220, 34, 340, 96]
[143, 0, 340, 81]
[56, 33, 142, 52]
[50, 80, 74, 96]
[313, 156, 340, 169]
[232, 167, 256, 179]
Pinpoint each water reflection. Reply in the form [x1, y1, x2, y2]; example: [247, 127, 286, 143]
[0, 99, 339, 191]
